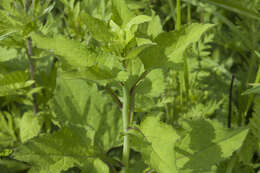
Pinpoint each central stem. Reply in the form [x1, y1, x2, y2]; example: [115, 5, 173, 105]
[122, 84, 131, 173]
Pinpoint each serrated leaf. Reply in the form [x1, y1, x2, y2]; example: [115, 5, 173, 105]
[13, 126, 109, 173]
[155, 23, 215, 61]
[136, 69, 166, 97]
[0, 71, 32, 97]
[52, 78, 122, 151]
[176, 119, 248, 172]
[31, 33, 96, 68]
[132, 116, 179, 173]
[0, 112, 17, 147]
[81, 13, 112, 42]
[20, 112, 43, 143]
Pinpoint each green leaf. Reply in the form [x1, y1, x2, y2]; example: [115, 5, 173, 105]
[155, 23, 215, 61]
[111, 0, 134, 27]
[0, 112, 17, 147]
[147, 13, 163, 39]
[0, 71, 32, 97]
[52, 78, 122, 151]
[132, 116, 179, 173]
[125, 15, 152, 31]
[136, 69, 166, 97]
[139, 45, 168, 70]
[242, 84, 260, 95]
[0, 47, 17, 62]
[31, 33, 96, 68]
[176, 119, 249, 172]
[125, 44, 154, 60]
[81, 12, 112, 42]
[13, 126, 109, 173]
[200, 0, 260, 20]
[250, 96, 260, 142]
[61, 52, 122, 81]
[20, 112, 43, 143]
[0, 159, 29, 173]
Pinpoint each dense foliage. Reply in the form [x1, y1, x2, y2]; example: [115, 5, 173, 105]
[0, 0, 259, 173]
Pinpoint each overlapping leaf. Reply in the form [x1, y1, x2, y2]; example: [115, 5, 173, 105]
[176, 119, 248, 172]
[13, 126, 109, 173]
[139, 23, 214, 70]
[131, 116, 179, 173]
[52, 78, 122, 151]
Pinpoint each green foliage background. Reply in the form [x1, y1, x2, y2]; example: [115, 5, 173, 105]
[0, 0, 259, 173]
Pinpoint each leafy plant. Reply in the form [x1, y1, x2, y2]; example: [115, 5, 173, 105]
[0, 0, 259, 173]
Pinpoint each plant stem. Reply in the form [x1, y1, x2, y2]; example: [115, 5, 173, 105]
[25, 0, 38, 115]
[122, 84, 131, 173]
[228, 75, 235, 128]
[176, 0, 181, 30]
[187, 3, 191, 23]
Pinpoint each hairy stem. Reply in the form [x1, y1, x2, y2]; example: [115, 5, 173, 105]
[122, 84, 131, 173]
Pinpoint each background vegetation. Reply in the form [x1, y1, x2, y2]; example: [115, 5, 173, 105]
[0, 0, 259, 173]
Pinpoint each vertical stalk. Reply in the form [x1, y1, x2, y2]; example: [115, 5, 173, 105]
[176, 0, 181, 30]
[122, 84, 131, 173]
[25, 0, 38, 115]
[187, 4, 191, 24]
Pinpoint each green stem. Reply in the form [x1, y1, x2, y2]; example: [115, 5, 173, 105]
[187, 3, 191, 23]
[122, 84, 131, 173]
[176, 0, 181, 30]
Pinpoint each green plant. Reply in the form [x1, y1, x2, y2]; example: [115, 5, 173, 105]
[0, 0, 259, 173]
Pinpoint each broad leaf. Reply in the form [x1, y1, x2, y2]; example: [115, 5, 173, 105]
[176, 119, 248, 172]
[155, 23, 215, 61]
[13, 126, 109, 173]
[132, 116, 179, 173]
[31, 33, 96, 68]
[52, 78, 122, 151]
[139, 45, 168, 70]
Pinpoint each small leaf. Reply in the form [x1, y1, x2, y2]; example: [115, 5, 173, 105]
[20, 112, 43, 143]
[81, 13, 112, 42]
[125, 15, 152, 31]
[125, 44, 154, 60]
[111, 0, 134, 27]
[242, 84, 260, 95]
